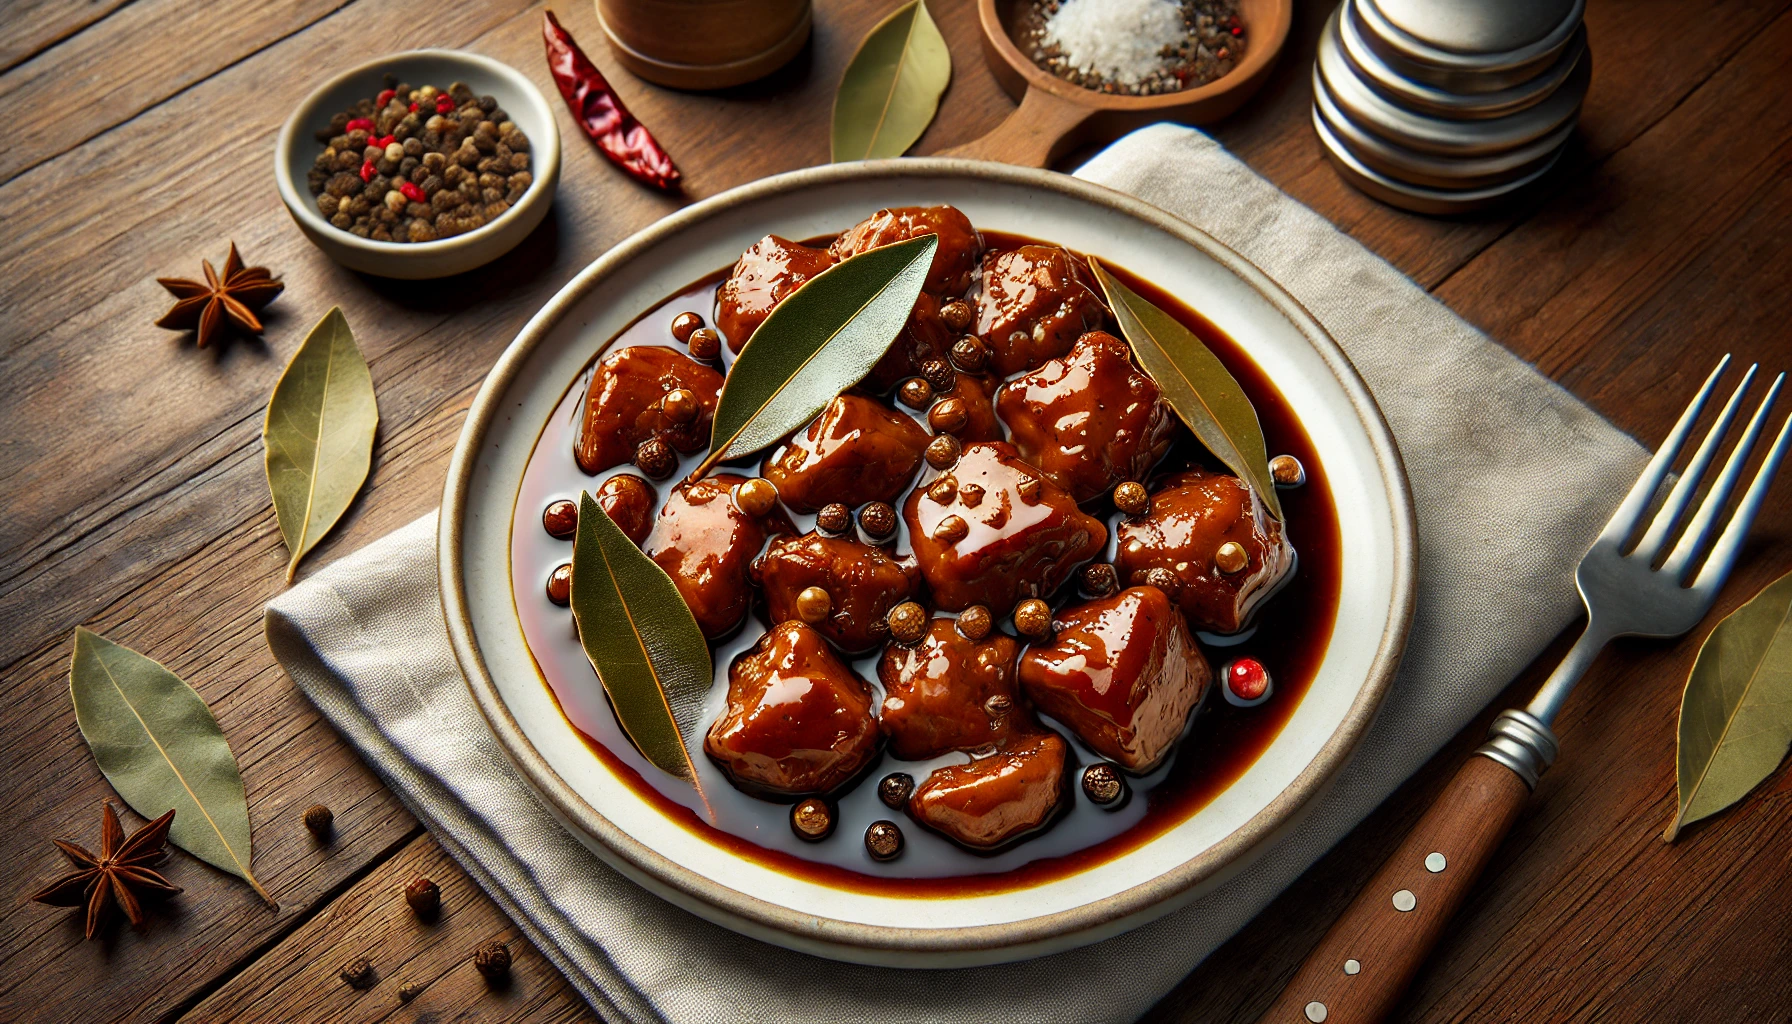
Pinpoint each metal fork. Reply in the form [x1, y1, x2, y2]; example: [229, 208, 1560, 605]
[1263, 356, 1792, 1024]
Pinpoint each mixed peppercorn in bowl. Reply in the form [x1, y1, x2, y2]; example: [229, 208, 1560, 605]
[274, 49, 560, 279]
[307, 79, 537, 244]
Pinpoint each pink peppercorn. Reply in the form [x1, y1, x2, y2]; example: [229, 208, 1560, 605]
[359, 160, 377, 182]
[435, 94, 455, 114]
[409, 102, 419, 113]
[345, 117, 374, 133]
[1231, 25, 1243, 36]
[377, 88, 396, 107]
[1226, 658, 1270, 702]
[400, 181, 426, 203]
[374, 134, 395, 149]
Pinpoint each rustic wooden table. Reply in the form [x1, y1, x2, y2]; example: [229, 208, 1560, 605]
[2, 0, 1788, 1020]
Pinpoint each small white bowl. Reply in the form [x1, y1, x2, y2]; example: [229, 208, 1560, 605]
[275, 49, 561, 280]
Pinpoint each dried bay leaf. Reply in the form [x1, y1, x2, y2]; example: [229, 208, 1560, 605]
[1665, 570, 1792, 841]
[1088, 257, 1283, 521]
[832, 0, 951, 162]
[693, 233, 938, 478]
[264, 307, 378, 582]
[69, 627, 273, 903]
[570, 492, 713, 811]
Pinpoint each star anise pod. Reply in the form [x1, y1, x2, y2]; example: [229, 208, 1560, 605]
[31, 803, 181, 940]
[156, 242, 284, 349]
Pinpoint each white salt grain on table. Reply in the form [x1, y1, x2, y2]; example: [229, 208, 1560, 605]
[1043, 0, 1185, 86]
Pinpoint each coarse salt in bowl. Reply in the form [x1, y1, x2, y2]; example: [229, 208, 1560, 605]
[1043, 0, 1186, 85]
[275, 49, 562, 280]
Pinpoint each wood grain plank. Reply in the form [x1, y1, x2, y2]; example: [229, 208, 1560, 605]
[1146, 12, 1792, 1021]
[0, 0, 361, 184]
[179, 834, 593, 1023]
[0, 0, 133, 74]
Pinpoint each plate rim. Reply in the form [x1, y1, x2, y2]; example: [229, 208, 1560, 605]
[439, 158, 1418, 957]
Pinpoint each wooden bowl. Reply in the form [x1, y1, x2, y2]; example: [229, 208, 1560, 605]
[944, 0, 1292, 166]
[595, 0, 812, 90]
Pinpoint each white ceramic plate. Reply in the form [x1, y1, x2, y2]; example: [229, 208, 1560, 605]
[440, 161, 1416, 967]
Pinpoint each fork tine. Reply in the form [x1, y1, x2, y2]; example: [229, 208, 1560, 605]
[1688, 400, 1791, 594]
[1666, 372, 1783, 579]
[1600, 355, 1732, 547]
[1634, 363, 1758, 561]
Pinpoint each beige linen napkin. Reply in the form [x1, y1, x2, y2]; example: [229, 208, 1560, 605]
[265, 125, 1646, 1023]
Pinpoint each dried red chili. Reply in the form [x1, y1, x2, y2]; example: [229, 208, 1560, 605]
[542, 10, 681, 192]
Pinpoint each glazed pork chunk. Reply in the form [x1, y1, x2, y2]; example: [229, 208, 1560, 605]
[903, 441, 1107, 614]
[574, 346, 721, 475]
[714, 234, 835, 352]
[761, 394, 931, 512]
[756, 532, 921, 654]
[644, 474, 793, 639]
[974, 244, 1109, 376]
[1019, 586, 1212, 773]
[1114, 468, 1296, 635]
[907, 730, 1069, 850]
[877, 618, 1025, 760]
[594, 474, 657, 545]
[705, 621, 881, 797]
[829, 204, 982, 296]
[997, 330, 1179, 503]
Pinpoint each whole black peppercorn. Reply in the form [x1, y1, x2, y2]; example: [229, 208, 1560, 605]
[950, 335, 990, 372]
[815, 503, 852, 535]
[404, 876, 441, 920]
[633, 438, 677, 480]
[1140, 567, 1178, 593]
[920, 359, 956, 393]
[939, 298, 974, 332]
[473, 939, 512, 983]
[1270, 454, 1306, 488]
[546, 563, 572, 606]
[303, 803, 335, 840]
[887, 601, 928, 645]
[1082, 763, 1129, 809]
[790, 797, 835, 842]
[1113, 481, 1150, 517]
[878, 772, 915, 809]
[542, 499, 578, 539]
[687, 327, 722, 362]
[957, 605, 993, 641]
[897, 377, 934, 409]
[1013, 598, 1053, 639]
[1081, 562, 1119, 598]
[670, 311, 704, 343]
[865, 820, 905, 862]
[928, 397, 970, 435]
[925, 434, 962, 470]
[858, 501, 897, 538]
[340, 956, 376, 990]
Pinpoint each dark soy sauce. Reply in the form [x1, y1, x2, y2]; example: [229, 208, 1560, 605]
[510, 239, 1341, 897]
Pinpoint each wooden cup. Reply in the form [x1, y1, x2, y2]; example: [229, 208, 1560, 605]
[595, 0, 813, 90]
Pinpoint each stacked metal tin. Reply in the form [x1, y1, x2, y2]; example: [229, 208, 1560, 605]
[1313, 0, 1590, 213]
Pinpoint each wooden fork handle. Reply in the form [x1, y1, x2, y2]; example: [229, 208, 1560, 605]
[1259, 753, 1533, 1023]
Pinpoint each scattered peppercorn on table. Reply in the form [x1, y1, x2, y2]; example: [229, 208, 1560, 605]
[2, 0, 1789, 1022]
